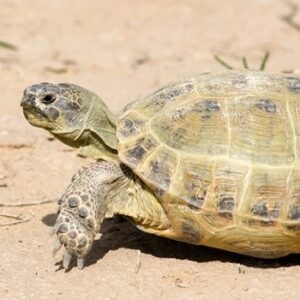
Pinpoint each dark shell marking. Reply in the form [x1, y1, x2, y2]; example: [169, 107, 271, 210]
[181, 220, 201, 243]
[218, 197, 235, 217]
[160, 81, 194, 101]
[144, 81, 194, 111]
[123, 119, 135, 134]
[251, 202, 280, 219]
[118, 117, 145, 138]
[255, 99, 277, 113]
[148, 160, 171, 190]
[190, 99, 221, 113]
[202, 100, 220, 112]
[125, 136, 158, 166]
[286, 77, 300, 92]
[288, 205, 300, 220]
[127, 146, 146, 161]
[188, 195, 206, 211]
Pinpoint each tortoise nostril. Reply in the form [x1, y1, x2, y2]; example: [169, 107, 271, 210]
[41, 94, 55, 104]
[21, 90, 34, 107]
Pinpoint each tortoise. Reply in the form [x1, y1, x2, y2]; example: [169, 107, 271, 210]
[21, 70, 300, 270]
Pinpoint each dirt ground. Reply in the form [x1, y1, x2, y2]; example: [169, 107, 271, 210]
[1, 0, 300, 299]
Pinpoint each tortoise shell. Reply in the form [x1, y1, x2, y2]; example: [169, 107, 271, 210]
[117, 71, 300, 258]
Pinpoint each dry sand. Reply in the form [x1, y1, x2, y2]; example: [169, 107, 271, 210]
[1, 0, 300, 299]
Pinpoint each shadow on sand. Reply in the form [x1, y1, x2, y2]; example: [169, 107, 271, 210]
[42, 213, 299, 271]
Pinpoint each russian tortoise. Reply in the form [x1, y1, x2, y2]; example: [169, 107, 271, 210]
[21, 70, 300, 269]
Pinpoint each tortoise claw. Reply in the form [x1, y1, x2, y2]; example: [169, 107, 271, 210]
[63, 250, 72, 270]
[62, 251, 85, 270]
[52, 238, 85, 270]
[77, 257, 85, 270]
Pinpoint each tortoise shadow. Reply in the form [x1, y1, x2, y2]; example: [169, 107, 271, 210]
[84, 216, 300, 269]
[42, 214, 299, 270]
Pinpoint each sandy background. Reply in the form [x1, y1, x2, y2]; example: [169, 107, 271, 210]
[1, 0, 300, 299]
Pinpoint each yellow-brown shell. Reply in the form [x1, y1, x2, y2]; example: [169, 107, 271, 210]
[117, 71, 300, 258]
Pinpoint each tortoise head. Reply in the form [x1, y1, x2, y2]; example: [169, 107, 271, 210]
[21, 83, 95, 135]
[21, 82, 118, 160]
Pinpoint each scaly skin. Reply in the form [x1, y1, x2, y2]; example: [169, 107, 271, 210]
[51, 161, 169, 269]
[51, 161, 123, 269]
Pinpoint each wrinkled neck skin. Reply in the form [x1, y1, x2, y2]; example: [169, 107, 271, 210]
[51, 94, 119, 162]
[97, 163, 170, 231]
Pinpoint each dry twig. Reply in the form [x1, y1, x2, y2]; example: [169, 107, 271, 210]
[0, 198, 57, 207]
[0, 212, 33, 226]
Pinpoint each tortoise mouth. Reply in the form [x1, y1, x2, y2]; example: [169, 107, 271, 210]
[22, 105, 46, 121]
[22, 105, 54, 131]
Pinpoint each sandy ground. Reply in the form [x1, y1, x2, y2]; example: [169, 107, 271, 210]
[1, 0, 300, 299]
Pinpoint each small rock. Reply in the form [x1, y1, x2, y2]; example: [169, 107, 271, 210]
[131, 53, 151, 68]
[175, 278, 189, 288]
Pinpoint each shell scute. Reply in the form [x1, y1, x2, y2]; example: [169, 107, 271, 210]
[228, 95, 294, 165]
[240, 166, 289, 228]
[151, 98, 228, 155]
[117, 111, 147, 140]
[201, 159, 250, 229]
[140, 146, 178, 195]
[171, 157, 213, 210]
[120, 134, 159, 168]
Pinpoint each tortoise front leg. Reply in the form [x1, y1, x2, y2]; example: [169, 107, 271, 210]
[51, 161, 125, 270]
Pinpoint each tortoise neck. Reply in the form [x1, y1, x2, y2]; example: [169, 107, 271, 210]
[85, 97, 119, 150]
[52, 94, 120, 162]
[77, 95, 119, 161]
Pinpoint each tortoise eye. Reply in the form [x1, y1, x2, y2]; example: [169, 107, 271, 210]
[41, 94, 56, 104]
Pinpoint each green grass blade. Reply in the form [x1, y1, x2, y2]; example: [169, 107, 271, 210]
[0, 40, 18, 51]
[242, 57, 249, 69]
[214, 55, 234, 70]
[259, 51, 270, 71]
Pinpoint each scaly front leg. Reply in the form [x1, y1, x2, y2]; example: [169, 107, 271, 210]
[51, 161, 126, 270]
